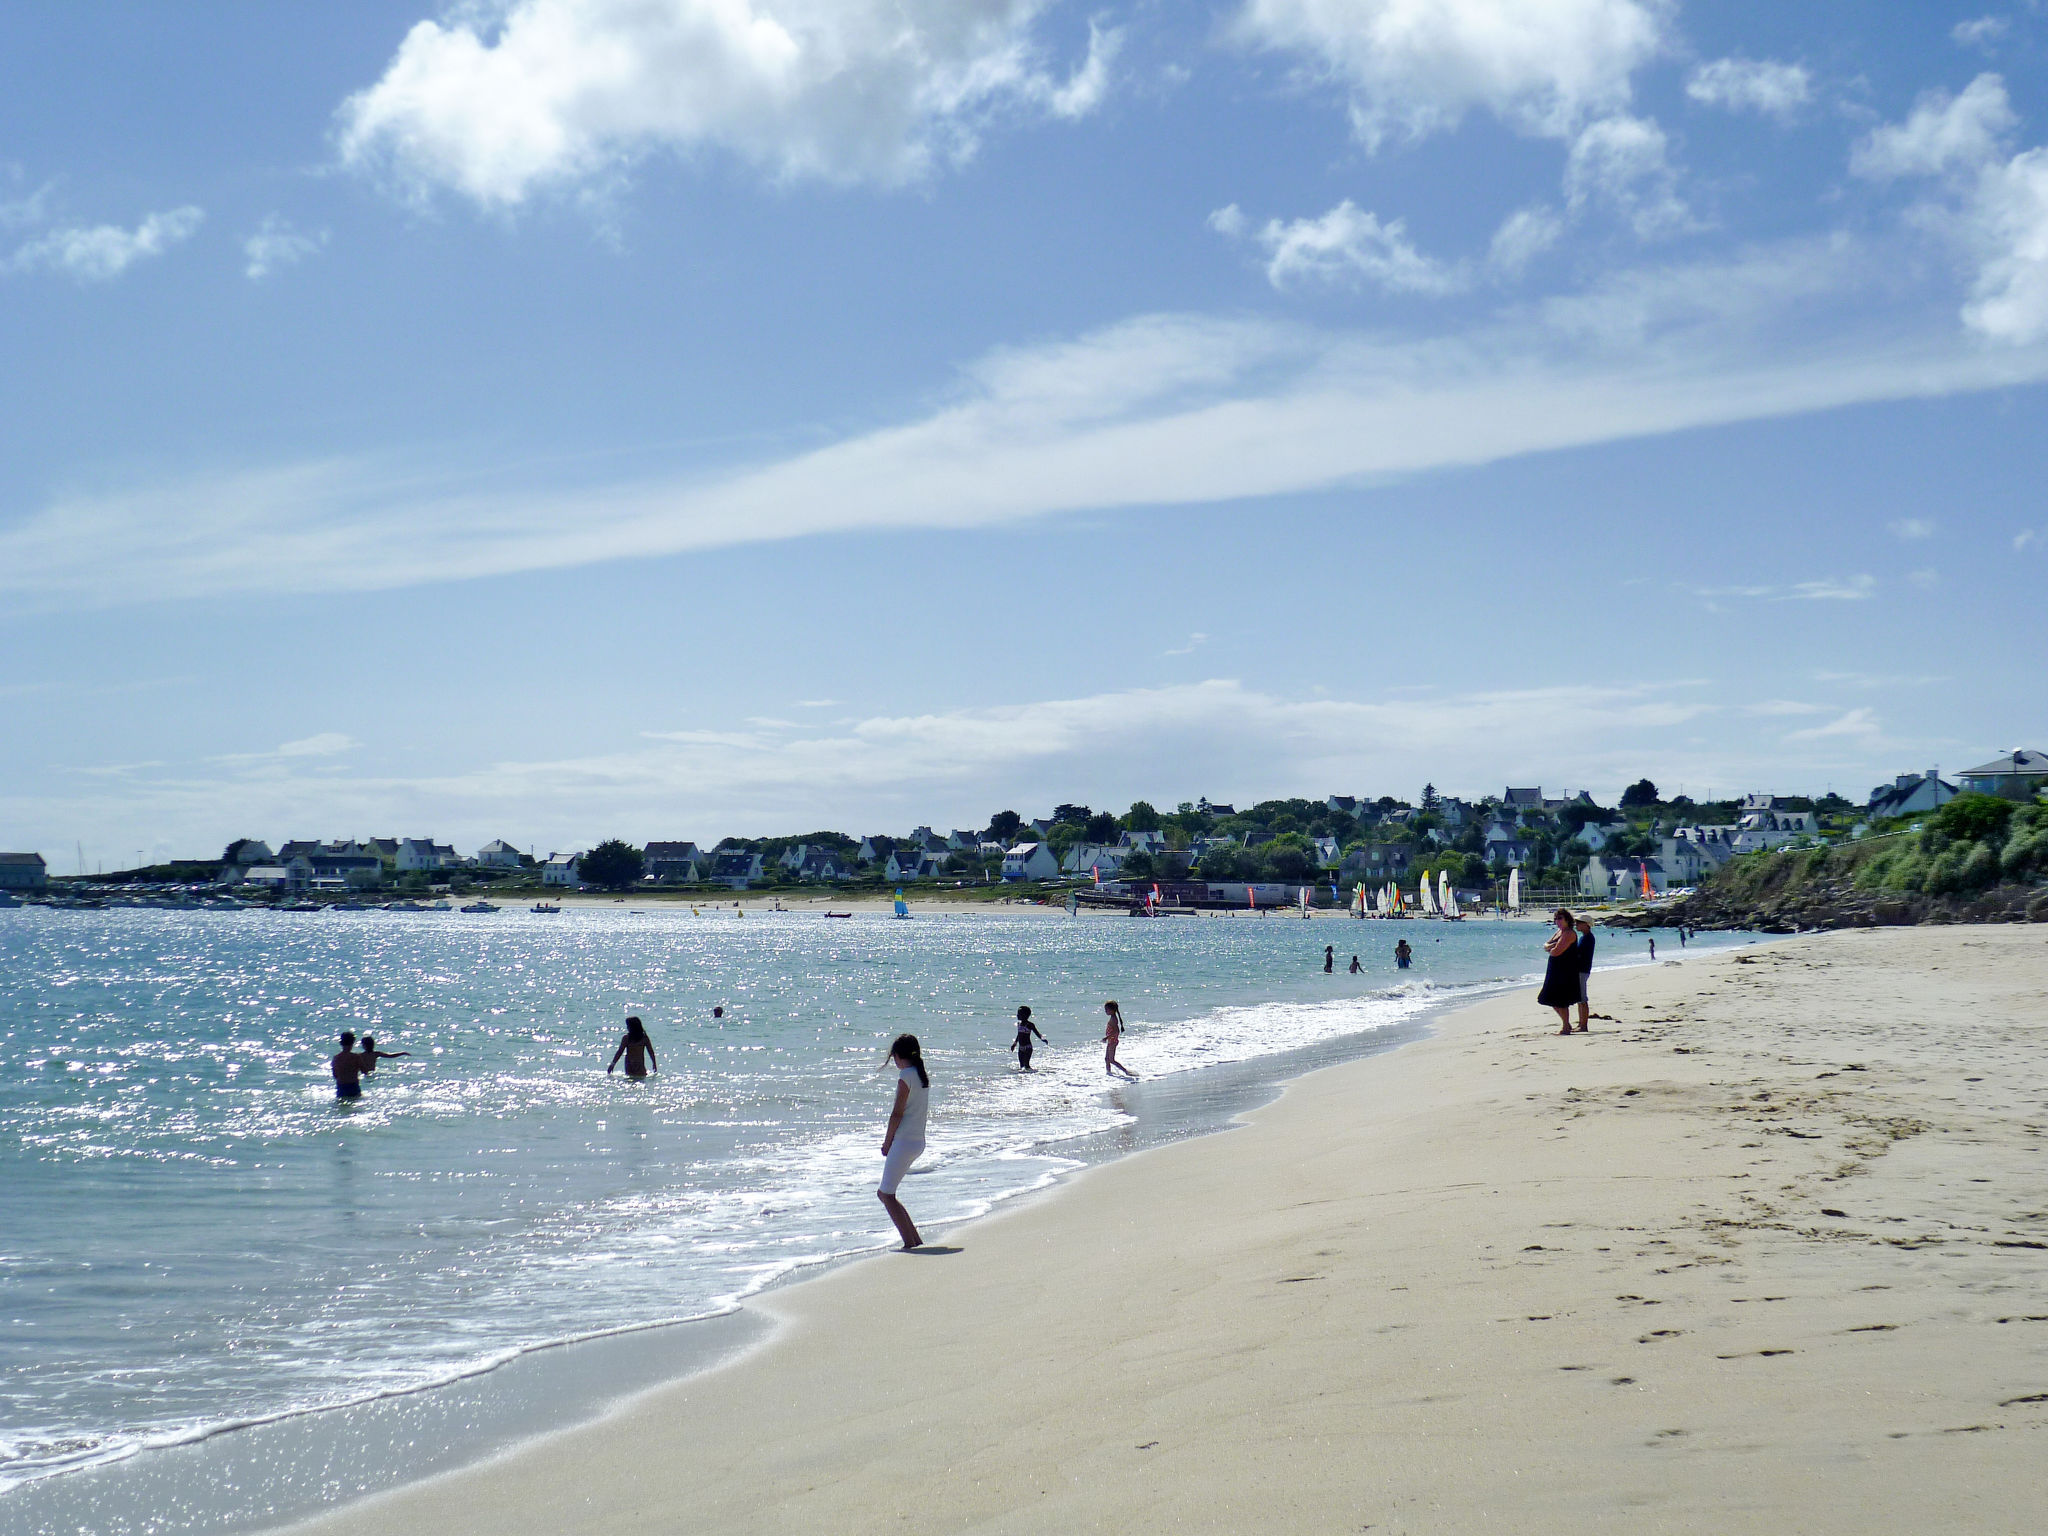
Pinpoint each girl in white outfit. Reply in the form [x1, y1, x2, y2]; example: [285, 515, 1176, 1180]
[878, 1033, 929, 1250]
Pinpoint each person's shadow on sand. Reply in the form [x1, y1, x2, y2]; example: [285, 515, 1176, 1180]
[899, 1245, 963, 1256]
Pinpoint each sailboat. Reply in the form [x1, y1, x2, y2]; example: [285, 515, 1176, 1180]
[892, 888, 911, 919]
[1506, 866, 1521, 913]
[1439, 869, 1456, 918]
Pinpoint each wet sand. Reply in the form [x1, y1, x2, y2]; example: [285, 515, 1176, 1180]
[273, 925, 2048, 1535]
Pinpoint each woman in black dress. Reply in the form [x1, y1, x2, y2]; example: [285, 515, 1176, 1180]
[1537, 909, 1582, 1036]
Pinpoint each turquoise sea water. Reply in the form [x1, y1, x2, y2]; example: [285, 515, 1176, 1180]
[0, 905, 1732, 1502]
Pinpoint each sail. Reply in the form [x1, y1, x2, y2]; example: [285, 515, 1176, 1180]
[1507, 867, 1521, 911]
[1439, 870, 1453, 915]
[1419, 874, 1435, 915]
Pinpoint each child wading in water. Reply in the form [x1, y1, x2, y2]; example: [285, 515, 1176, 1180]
[1102, 1001, 1137, 1080]
[878, 1034, 929, 1250]
[1011, 1006, 1047, 1071]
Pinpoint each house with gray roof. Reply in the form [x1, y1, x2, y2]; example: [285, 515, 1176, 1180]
[1958, 749, 2048, 800]
[1865, 770, 1955, 822]
[0, 852, 48, 891]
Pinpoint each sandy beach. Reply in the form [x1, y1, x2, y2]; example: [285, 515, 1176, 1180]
[273, 925, 2048, 1535]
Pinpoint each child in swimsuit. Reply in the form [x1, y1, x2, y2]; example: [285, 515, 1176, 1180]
[1011, 1006, 1047, 1071]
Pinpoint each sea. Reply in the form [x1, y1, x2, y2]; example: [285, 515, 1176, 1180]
[0, 903, 1751, 1533]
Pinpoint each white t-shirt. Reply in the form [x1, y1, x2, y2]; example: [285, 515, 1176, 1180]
[895, 1066, 929, 1144]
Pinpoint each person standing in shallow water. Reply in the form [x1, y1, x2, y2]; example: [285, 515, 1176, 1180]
[356, 1036, 411, 1078]
[1102, 1001, 1138, 1080]
[1324, 944, 1334, 973]
[330, 1031, 363, 1100]
[607, 1016, 658, 1077]
[1348, 954, 1362, 974]
[1538, 909, 1582, 1036]
[1395, 938, 1413, 970]
[1010, 1006, 1047, 1071]
[877, 1034, 928, 1250]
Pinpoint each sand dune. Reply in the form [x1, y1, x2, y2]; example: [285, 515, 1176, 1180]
[275, 926, 2048, 1535]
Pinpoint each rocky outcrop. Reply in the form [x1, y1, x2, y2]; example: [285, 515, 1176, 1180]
[1611, 880, 2048, 933]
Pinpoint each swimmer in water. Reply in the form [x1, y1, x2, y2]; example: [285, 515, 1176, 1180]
[1323, 944, 1334, 973]
[1395, 938, 1413, 970]
[356, 1036, 411, 1077]
[1348, 954, 1362, 974]
[331, 1031, 363, 1100]
[607, 1016, 658, 1077]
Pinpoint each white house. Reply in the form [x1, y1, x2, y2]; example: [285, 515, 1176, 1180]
[1118, 829, 1169, 856]
[710, 850, 764, 889]
[1061, 843, 1127, 877]
[1580, 854, 1669, 900]
[396, 838, 460, 872]
[1001, 842, 1059, 880]
[1313, 836, 1342, 869]
[1731, 808, 1818, 854]
[885, 848, 936, 882]
[0, 852, 49, 891]
[542, 853, 582, 886]
[1865, 770, 1953, 821]
[474, 839, 523, 869]
[644, 842, 707, 883]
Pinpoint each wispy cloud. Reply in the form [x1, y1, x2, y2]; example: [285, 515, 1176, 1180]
[5, 235, 2048, 610]
[244, 215, 327, 279]
[1697, 574, 1877, 603]
[1785, 706, 1883, 743]
[1164, 631, 1208, 656]
[1888, 516, 1936, 539]
[5, 206, 203, 281]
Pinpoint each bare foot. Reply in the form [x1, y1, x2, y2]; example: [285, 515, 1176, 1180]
[1575, 1024, 1588, 1033]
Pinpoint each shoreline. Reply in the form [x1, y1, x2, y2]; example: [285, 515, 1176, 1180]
[9, 957, 1519, 1536]
[259, 925, 2046, 1534]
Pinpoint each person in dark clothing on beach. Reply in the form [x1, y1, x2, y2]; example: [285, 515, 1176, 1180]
[608, 1016, 657, 1077]
[1011, 1006, 1047, 1070]
[1538, 910, 1582, 1036]
[1324, 944, 1334, 973]
[331, 1032, 363, 1099]
[1573, 919, 1595, 1032]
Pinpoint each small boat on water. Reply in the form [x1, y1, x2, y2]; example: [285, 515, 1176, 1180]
[460, 900, 500, 914]
[530, 902, 561, 914]
[425, 900, 451, 911]
[823, 911, 852, 919]
[384, 900, 424, 912]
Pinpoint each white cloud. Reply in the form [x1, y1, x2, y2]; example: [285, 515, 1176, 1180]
[1164, 631, 1209, 656]
[2017, 528, 2041, 551]
[1888, 517, 1935, 539]
[1851, 74, 2014, 182]
[1696, 575, 1876, 603]
[1565, 114, 1690, 237]
[8, 236, 2048, 609]
[337, 0, 1109, 205]
[244, 216, 328, 279]
[1207, 203, 1246, 238]
[1785, 706, 1882, 743]
[1744, 699, 1826, 717]
[1233, 0, 1668, 146]
[1249, 199, 1463, 292]
[5, 206, 203, 281]
[1961, 145, 2048, 342]
[1685, 57, 1810, 121]
[1953, 16, 2009, 51]
[278, 731, 359, 757]
[1487, 204, 1563, 273]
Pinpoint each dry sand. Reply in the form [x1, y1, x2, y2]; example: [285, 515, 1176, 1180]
[277, 926, 2048, 1535]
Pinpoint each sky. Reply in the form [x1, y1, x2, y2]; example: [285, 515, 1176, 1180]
[2, 0, 2045, 868]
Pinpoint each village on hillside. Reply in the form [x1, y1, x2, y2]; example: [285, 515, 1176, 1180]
[8, 751, 2043, 911]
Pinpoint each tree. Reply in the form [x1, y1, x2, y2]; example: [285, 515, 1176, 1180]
[1421, 783, 1440, 811]
[1931, 793, 2013, 844]
[1052, 804, 1092, 826]
[1084, 811, 1120, 843]
[1620, 779, 1660, 809]
[1123, 800, 1162, 832]
[1198, 843, 1259, 881]
[581, 839, 644, 890]
[986, 810, 1023, 843]
[1262, 841, 1317, 882]
[1122, 849, 1156, 879]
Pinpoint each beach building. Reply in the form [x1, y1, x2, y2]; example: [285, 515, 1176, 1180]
[1958, 749, 2048, 800]
[310, 850, 383, 889]
[542, 853, 582, 887]
[1001, 842, 1058, 880]
[473, 839, 523, 869]
[642, 842, 707, 882]
[1864, 770, 1955, 821]
[0, 852, 48, 891]
[238, 863, 305, 894]
[1061, 843, 1128, 878]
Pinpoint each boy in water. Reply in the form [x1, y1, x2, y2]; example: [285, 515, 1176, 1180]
[356, 1036, 411, 1077]
[331, 1032, 363, 1100]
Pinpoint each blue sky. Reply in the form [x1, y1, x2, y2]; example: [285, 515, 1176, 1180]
[3, 0, 2045, 866]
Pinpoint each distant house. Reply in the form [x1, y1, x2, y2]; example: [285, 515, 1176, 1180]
[1580, 855, 1669, 900]
[238, 863, 301, 894]
[1731, 808, 1817, 854]
[1957, 749, 2048, 800]
[1002, 842, 1059, 880]
[795, 850, 848, 882]
[395, 838, 460, 873]
[1313, 836, 1342, 869]
[223, 839, 274, 868]
[474, 839, 524, 869]
[885, 848, 935, 882]
[0, 852, 49, 891]
[1061, 844, 1127, 878]
[1196, 799, 1235, 817]
[542, 853, 582, 887]
[946, 830, 980, 852]
[1865, 770, 1954, 822]
[857, 836, 895, 866]
[1028, 818, 1057, 837]
[1484, 836, 1534, 868]
[1576, 821, 1626, 853]
[1325, 795, 1358, 816]
[1339, 844, 1412, 880]
[1437, 798, 1473, 828]
[643, 842, 707, 883]
[311, 850, 383, 889]
[1503, 787, 1544, 811]
[1118, 829, 1169, 856]
[711, 851, 764, 890]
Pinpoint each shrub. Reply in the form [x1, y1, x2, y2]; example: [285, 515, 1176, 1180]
[1930, 793, 2014, 844]
[1961, 843, 2001, 890]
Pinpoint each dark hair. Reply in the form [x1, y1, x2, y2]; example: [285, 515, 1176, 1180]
[361, 1036, 376, 1050]
[1552, 908, 1574, 925]
[1104, 1000, 1121, 1015]
[625, 1017, 647, 1040]
[889, 1033, 928, 1088]
[1016, 1005, 1032, 1022]
[339, 1031, 356, 1047]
